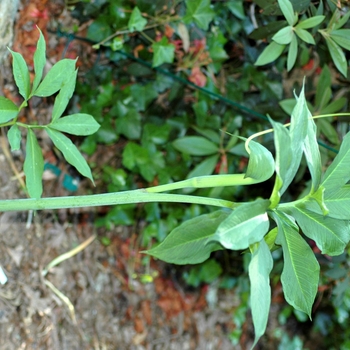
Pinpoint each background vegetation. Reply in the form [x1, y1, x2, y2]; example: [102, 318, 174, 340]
[12, 0, 350, 348]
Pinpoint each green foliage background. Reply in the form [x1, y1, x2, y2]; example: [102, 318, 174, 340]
[4, 0, 350, 348]
[65, 0, 350, 348]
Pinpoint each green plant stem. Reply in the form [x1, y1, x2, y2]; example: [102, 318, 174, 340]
[0, 189, 238, 212]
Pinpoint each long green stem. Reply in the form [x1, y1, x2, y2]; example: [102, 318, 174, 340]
[0, 189, 238, 212]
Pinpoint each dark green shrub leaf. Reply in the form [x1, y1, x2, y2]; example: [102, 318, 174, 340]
[49, 113, 100, 136]
[255, 41, 285, 66]
[0, 96, 19, 123]
[152, 37, 175, 67]
[330, 29, 350, 51]
[24, 129, 44, 198]
[32, 28, 46, 94]
[46, 128, 94, 183]
[334, 10, 350, 30]
[324, 37, 347, 77]
[287, 33, 298, 71]
[273, 210, 319, 317]
[321, 131, 350, 192]
[249, 21, 287, 40]
[145, 210, 229, 264]
[51, 69, 78, 122]
[292, 206, 350, 256]
[315, 65, 331, 109]
[7, 124, 21, 151]
[128, 7, 147, 32]
[249, 240, 273, 349]
[272, 26, 294, 45]
[34, 59, 77, 97]
[320, 97, 347, 115]
[8, 49, 30, 100]
[173, 136, 219, 156]
[227, 0, 245, 19]
[210, 200, 270, 250]
[317, 118, 340, 145]
[183, 0, 215, 30]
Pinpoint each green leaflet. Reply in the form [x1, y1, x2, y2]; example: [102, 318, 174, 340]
[46, 127, 94, 184]
[268, 117, 292, 202]
[245, 140, 275, 182]
[34, 59, 78, 97]
[273, 210, 319, 317]
[305, 185, 350, 220]
[51, 69, 78, 122]
[23, 129, 44, 198]
[0, 96, 19, 123]
[285, 84, 309, 192]
[7, 124, 21, 151]
[8, 49, 31, 100]
[321, 131, 350, 192]
[49, 113, 100, 136]
[302, 109, 322, 192]
[249, 240, 273, 349]
[210, 199, 270, 250]
[31, 28, 46, 95]
[173, 136, 219, 156]
[144, 210, 229, 264]
[292, 206, 350, 256]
